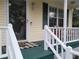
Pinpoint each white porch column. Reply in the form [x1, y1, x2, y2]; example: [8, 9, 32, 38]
[68, 9, 74, 27]
[26, 0, 30, 41]
[64, 0, 68, 42]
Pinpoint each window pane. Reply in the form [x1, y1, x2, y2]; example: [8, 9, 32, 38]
[49, 7, 57, 17]
[49, 18, 57, 27]
[58, 19, 63, 27]
[58, 9, 64, 18]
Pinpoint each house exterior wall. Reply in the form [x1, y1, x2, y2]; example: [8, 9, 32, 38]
[28, 0, 65, 42]
[0, 0, 73, 43]
[28, 0, 43, 42]
[0, 0, 8, 26]
[0, 0, 8, 45]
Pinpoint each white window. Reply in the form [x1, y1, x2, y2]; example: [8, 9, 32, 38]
[48, 6, 64, 27]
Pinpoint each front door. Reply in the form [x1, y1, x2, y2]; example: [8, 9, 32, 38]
[9, 0, 26, 40]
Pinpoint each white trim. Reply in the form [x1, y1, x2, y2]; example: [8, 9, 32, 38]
[6, 0, 9, 25]
[48, 5, 49, 26]
[68, 9, 73, 27]
[4, 0, 9, 26]
[57, 8, 59, 26]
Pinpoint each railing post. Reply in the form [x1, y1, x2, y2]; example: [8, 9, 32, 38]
[8, 24, 13, 28]
[65, 46, 73, 59]
[8, 24, 13, 59]
[44, 25, 48, 50]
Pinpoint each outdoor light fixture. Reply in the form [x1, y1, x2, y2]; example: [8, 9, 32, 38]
[49, 12, 55, 18]
[31, 2, 35, 10]
[9, 3, 11, 6]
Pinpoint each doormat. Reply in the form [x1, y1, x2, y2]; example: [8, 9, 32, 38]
[19, 42, 39, 49]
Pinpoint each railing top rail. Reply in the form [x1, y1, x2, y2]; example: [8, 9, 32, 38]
[45, 25, 67, 50]
[8, 24, 23, 59]
[45, 25, 79, 58]
[0, 54, 7, 59]
[49, 27, 79, 29]
[49, 27, 64, 29]
[71, 50, 79, 56]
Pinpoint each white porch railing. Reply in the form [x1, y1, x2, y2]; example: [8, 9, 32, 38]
[44, 25, 79, 59]
[50, 27, 79, 43]
[0, 26, 8, 58]
[0, 24, 23, 59]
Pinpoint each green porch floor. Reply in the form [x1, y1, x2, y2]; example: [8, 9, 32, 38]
[67, 41, 79, 48]
[21, 41, 79, 59]
[21, 41, 54, 59]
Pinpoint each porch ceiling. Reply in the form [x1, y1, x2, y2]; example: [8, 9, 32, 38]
[50, 0, 79, 9]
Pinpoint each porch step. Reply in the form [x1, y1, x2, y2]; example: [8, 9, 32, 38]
[21, 41, 54, 59]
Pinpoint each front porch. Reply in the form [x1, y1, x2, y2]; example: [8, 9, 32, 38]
[1, 0, 79, 59]
[2, 40, 79, 59]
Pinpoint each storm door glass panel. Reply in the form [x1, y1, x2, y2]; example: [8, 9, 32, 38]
[49, 18, 57, 27]
[9, 0, 26, 40]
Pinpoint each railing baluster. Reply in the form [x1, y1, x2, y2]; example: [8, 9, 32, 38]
[75, 29, 77, 40]
[61, 47, 64, 59]
[76, 29, 77, 39]
[50, 27, 79, 42]
[78, 28, 79, 39]
[73, 29, 74, 40]
[72, 29, 73, 40]
[77, 29, 79, 39]
[69, 29, 70, 42]
[59, 28, 60, 40]
[67, 29, 68, 42]
[71, 29, 74, 41]
[45, 26, 79, 59]
[52, 28, 54, 48]
[0, 30, 2, 56]
[61, 29, 63, 42]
